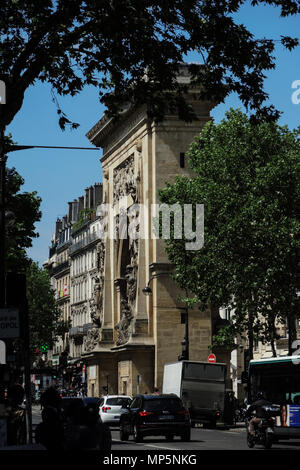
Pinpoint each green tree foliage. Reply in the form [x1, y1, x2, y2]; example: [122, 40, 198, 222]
[0, 0, 300, 134]
[5, 164, 42, 273]
[26, 262, 69, 363]
[159, 109, 300, 358]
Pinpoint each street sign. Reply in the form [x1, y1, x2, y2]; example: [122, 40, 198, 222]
[208, 353, 216, 363]
[0, 340, 5, 364]
[0, 308, 20, 338]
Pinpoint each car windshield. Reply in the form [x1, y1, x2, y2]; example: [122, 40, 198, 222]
[144, 398, 183, 412]
[106, 397, 131, 406]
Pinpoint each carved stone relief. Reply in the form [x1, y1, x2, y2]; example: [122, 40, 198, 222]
[113, 153, 140, 346]
[113, 154, 136, 204]
[83, 240, 105, 352]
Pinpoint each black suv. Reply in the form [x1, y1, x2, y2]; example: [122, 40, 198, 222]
[119, 394, 191, 442]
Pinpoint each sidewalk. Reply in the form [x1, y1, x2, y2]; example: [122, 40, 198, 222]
[0, 443, 46, 450]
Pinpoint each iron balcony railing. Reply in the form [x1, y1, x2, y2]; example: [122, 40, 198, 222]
[69, 323, 93, 337]
[69, 231, 101, 256]
[52, 260, 70, 276]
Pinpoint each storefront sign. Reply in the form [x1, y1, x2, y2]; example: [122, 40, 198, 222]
[52, 355, 59, 366]
[0, 309, 20, 338]
[89, 365, 96, 379]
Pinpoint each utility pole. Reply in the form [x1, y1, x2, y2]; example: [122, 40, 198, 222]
[0, 142, 7, 308]
[0, 138, 7, 408]
[179, 307, 189, 361]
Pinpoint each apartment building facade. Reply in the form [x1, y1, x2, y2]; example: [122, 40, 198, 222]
[45, 183, 103, 388]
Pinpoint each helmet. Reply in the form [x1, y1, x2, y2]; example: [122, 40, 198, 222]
[255, 391, 265, 400]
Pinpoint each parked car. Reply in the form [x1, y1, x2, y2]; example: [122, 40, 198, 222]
[82, 396, 101, 408]
[119, 394, 191, 442]
[99, 395, 132, 426]
[59, 397, 111, 451]
[60, 397, 85, 420]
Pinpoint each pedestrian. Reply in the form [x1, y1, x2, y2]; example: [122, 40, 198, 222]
[35, 387, 64, 451]
[224, 390, 236, 426]
[5, 383, 26, 445]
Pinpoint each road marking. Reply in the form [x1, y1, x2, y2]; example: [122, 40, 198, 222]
[112, 439, 182, 451]
[140, 443, 182, 451]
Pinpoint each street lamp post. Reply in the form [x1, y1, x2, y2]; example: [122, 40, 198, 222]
[0, 149, 7, 307]
[0, 140, 100, 443]
[142, 273, 189, 361]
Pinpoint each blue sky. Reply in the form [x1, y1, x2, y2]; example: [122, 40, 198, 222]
[6, 2, 300, 265]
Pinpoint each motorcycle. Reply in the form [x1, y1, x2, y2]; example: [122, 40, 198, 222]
[246, 404, 280, 449]
[235, 405, 247, 423]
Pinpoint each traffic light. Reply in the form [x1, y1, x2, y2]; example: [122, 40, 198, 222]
[40, 344, 49, 352]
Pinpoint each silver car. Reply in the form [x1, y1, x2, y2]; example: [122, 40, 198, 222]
[99, 395, 132, 425]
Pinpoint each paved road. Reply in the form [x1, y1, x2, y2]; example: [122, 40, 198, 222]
[110, 425, 248, 451]
[31, 406, 300, 451]
[109, 425, 300, 451]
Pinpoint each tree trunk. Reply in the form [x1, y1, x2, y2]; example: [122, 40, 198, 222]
[288, 313, 297, 356]
[271, 339, 277, 358]
[248, 310, 254, 361]
[270, 317, 277, 357]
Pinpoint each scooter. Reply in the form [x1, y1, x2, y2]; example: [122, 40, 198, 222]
[246, 404, 280, 449]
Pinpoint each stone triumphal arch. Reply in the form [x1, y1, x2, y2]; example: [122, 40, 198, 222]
[84, 67, 231, 396]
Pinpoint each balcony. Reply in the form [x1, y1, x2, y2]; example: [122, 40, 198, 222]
[69, 231, 101, 256]
[52, 260, 70, 276]
[69, 323, 93, 338]
[69, 326, 84, 338]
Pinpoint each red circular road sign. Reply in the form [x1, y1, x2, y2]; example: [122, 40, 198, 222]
[208, 353, 216, 363]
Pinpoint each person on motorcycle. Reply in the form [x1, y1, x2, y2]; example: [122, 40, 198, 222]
[246, 391, 272, 436]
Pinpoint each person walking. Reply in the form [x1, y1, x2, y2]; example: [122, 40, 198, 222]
[35, 387, 64, 450]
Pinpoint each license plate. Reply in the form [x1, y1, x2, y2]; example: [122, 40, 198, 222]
[158, 415, 174, 421]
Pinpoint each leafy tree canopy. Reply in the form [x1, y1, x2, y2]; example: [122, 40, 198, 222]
[26, 261, 69, 363]
[5, 161, 42, 273]
[0, 0, 300, 133]
[159, 109, 300, 357]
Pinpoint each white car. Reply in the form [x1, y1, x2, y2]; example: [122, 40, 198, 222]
[99, 395, 132, 426]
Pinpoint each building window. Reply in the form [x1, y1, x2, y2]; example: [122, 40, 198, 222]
[180, 152, 185, 168]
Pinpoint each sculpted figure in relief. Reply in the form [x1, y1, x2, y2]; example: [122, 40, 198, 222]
[84, 240, 105, 352]
[113, 153, 141, 346]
